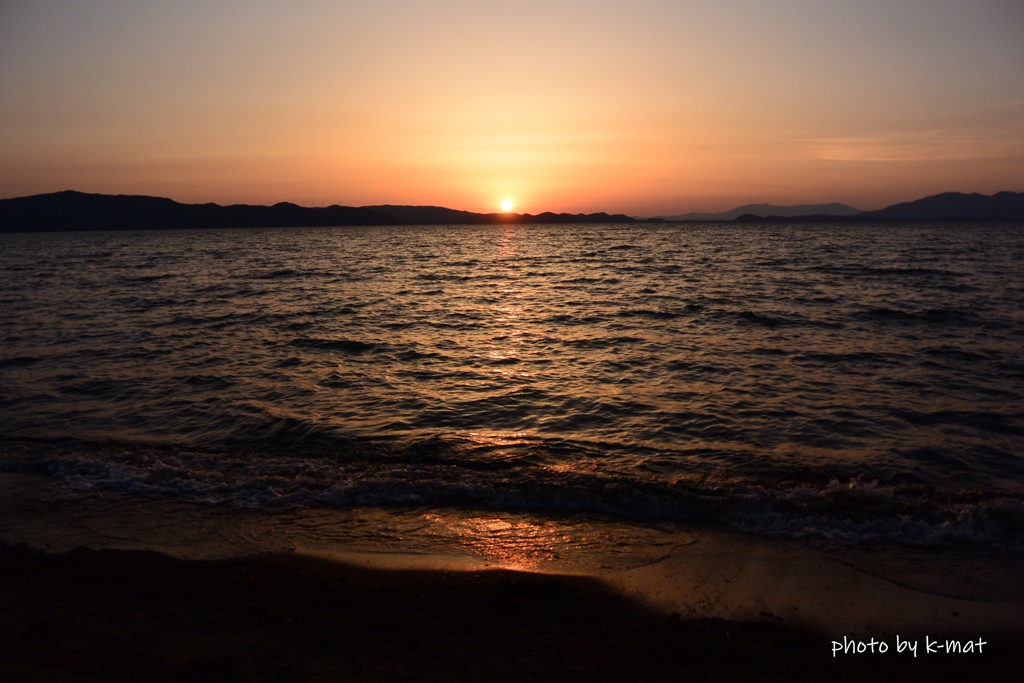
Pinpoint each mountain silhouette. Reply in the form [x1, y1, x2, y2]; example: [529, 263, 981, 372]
[664, 203, 861, 221]
[364, 205, 640, 225]
[859, 191, 1024, 221]
[0, 192, 643, 232]
[731, 191, 1024, 223]
[2, 190, 1022, 232]
[363, 205, 491, 224]
[0, 191, 396, 232]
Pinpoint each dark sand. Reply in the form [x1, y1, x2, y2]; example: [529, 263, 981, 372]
[1, 543, 1018, 683]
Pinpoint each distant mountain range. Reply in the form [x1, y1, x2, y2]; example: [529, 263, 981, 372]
[730, 192, 1024, 223]
[859, 191, 1024, 221]
[0, 190, 1022, 232]
[0, 191, 394, 232]
[662, 203, 862, 221]
[0, 191, 639, 232]
[672, 192, 1024, 222]
[363, 204, 637, 226]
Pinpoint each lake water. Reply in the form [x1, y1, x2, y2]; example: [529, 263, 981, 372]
[1, 222, 1022, 552]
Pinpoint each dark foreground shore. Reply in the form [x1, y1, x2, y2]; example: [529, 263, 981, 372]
[1, 543, 1018, 683]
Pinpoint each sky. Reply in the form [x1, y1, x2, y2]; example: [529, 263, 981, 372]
[1, 0, 1022, 215]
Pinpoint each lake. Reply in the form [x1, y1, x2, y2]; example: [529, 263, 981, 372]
[1, 221, 1022, 552]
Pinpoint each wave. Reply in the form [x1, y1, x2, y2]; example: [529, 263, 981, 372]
[2, 435, 1021, 551]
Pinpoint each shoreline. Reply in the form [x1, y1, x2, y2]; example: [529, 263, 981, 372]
[2, 543, 1020, 682]
[2, 472, 1023, 680]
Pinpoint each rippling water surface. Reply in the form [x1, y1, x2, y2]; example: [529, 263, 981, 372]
[2, 222, 1022, 547]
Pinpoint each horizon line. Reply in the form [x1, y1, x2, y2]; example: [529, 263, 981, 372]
[3, 187, 1024, 220]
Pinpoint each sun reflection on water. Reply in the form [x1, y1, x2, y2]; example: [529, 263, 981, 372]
[481, 225, 536, 386]
[416, 506, 685, 574]
[423, 511, 577, 572]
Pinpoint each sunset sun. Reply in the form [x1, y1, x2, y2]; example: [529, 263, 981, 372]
[500, 199, 514, 212]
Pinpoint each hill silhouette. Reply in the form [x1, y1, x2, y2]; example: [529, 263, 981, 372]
[363, 205, 491, 225]
[859, 191, 1024, 221]
[664, 203, 861, 221]
[731, 191, 1024, 223]
[0, 191, 396, 232]
[1, 190, 1022, 232]
[0, 192, 643, 232]
[364, 205, 640, 225]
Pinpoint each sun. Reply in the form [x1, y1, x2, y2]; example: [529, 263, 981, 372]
[500, 199, 514, 212]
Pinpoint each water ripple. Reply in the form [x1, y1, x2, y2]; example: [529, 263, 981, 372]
[1, 222, 1022, 545]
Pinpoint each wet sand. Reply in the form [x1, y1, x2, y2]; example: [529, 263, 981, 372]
[1, 472, 1021, 681]
[1, 543, 1019, 683]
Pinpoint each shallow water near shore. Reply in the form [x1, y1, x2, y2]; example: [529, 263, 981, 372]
[3, 470, 1022, 639]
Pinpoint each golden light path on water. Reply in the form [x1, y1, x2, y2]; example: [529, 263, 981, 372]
[422, 513, 575, 572]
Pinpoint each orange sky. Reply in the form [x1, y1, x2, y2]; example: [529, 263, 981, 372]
[1, 1, 1022, 215]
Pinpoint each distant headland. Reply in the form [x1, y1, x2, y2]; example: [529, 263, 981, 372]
[729, 191, 1024, 223]
[660, 203, 864, 222]
[0, 190, 1022, 232]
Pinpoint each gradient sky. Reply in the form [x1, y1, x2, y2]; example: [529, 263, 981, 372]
[2, 0, 1022, 215]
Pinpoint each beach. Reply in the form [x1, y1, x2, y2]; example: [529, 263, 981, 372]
[3, 544, 1020, 682]
[2, 472, 1021, 682]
